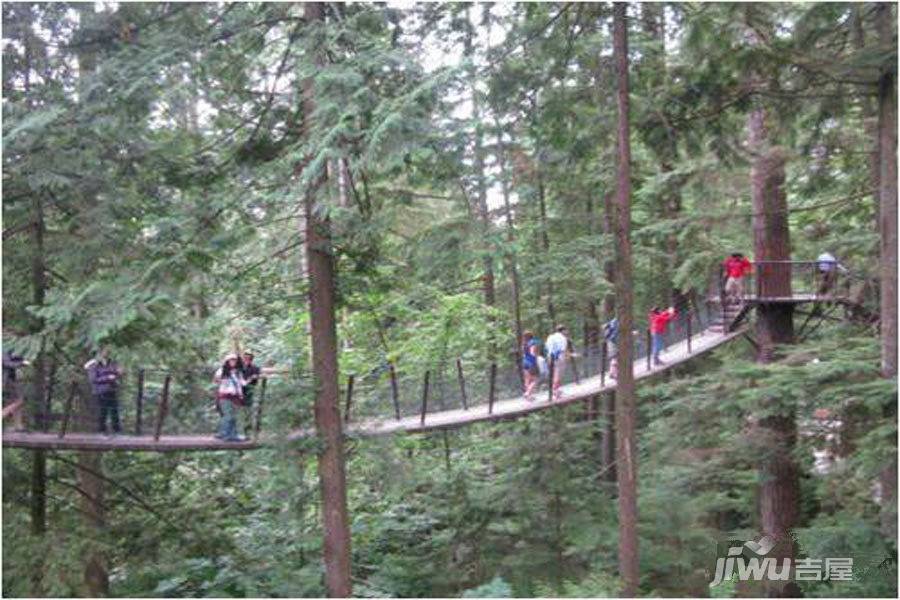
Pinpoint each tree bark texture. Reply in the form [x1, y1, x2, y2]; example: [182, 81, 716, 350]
[613, 4, 639, 595]
[877, 15, 897, 544]
[78, 451, 109, 597]
[748, 79, 800, 598]
[302, 3, 352, 596]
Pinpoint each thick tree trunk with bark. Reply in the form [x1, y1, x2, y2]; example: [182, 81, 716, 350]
[612, 4, 639, 595]
[750, 110, 794, 359]
[878, 28, 897, 381]
[302, 4, 352, 596]
[877, 23, 897, 543]
[749, 98, 800, 597]
[78, 451, 109, 597]
[21, 11, 49, 593]
[601, 193, 617, 484]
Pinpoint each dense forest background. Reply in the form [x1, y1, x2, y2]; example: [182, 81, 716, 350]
[2, 2, 897, 597]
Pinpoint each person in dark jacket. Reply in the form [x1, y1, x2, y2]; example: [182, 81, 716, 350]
[86, 348, 123, 435]
[239, 350, 261, 436]
[239, 351, 261, 406]
[3, 349, 27, 431]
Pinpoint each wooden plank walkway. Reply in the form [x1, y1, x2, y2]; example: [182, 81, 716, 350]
[3, 327, 745, 452]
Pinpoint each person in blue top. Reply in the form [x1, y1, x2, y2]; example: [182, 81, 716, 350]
[522, 331, 541, 401]
[603, 317, 619, 379]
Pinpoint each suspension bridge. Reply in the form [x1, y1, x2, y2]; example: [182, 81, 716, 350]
[2, 261, 866, 453]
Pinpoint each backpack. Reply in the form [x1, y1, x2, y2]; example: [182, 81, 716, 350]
[523, 347, 537, 370]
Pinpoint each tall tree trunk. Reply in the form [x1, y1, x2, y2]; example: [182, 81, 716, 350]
[877, 11, 897, 543]
[748, 53, 800, 596]
[612, 4, 639, 595]
[601, 193, 617, 485]
[71, 10, 111, 595]
[79, 451, 109, 597]
[302, 4, 352, 596]
[878, 6, 897, 381]
[21, 9, 49, 594]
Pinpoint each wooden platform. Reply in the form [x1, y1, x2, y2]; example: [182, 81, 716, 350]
[3, 328, 745, 452]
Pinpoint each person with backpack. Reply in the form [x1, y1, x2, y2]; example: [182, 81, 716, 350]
[86, 348, 124, 436]
[545, 325, 569, 401]
[521, 331, 541, 401]
[603, 317, 619, 380]
[214, 353, 248, 442]
[649, 306, 677, 367]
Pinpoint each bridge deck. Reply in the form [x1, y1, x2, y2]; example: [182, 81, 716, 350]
[3, 328, 745, 452]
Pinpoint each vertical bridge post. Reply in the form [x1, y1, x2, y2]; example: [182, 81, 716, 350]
[43, 360, 57, 432]
[420, 370, 430, 426]
[547, 357, 555, 403]
[389, 363, 401, 420]
[254, 377, 267, 441]
[687, 312, 693, 353]
[600, 341, 607, 388]
[57, 382, 78, 439]
[343, 374, 354, 425]
[154, 374, 170, 442]
[488, 363, 497, 414]
[134, 368, 145, 435]
[456, 359, 468, 410]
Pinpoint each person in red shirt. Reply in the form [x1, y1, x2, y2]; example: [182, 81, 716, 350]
[649, 306, 676, 366]
[722, 253, 752, 303]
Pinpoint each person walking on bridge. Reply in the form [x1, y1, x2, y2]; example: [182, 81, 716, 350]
[649, 306, 677, 367]
[3, 346, 27, 431]
[722, 252, 752, 304]
[521, 331, 540, 401]
[87, 348, 123, 436]
[214, 353, 248, 442]
[545, 325, 569, 401]
[603, 317, 619, 380]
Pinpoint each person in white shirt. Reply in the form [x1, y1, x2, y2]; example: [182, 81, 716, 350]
[545, 325, 569, 401]
[816, 252, 848, 295]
